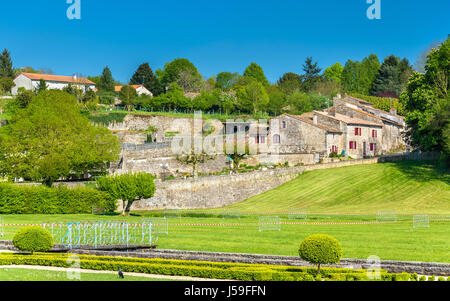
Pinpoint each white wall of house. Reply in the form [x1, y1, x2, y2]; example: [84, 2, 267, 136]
[12, 75, 95, 95]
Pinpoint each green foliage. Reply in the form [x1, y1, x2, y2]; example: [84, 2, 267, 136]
[96, 172, 156, 216]
[286, 92, 313, 114]
[15, 89, 35, 108]
[0, 90, 121, 185]
[129, 63, 163, 96]
[301, 57, 322, 92]
[37, 79, 48, 93]
[0, 183, 115, 214]
[118, 85, 138, 110]
[341, 54, 380, 95]
[88, 112, 127, 125]
[350, 93, 405, 115]
[98, 66, 115, 92]
[370, 55, 412, 97]
[215, 72, 240, 90]
[277, 72, 302, 95]
[235, 79, 269, 114]
[243, 63, 270, 86]
[97, 91, 116, 105]
[0, 49, 14, 78]
[323, 62, 344, 83]
[0, 77, 14, 94]
[299, 234, 343, 273]
[160, 58, 202, 92]
[12, 227, 53, 253]
[401, 38, 449, 159]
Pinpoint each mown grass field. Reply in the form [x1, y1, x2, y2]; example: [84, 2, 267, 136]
[226, 161, 450, 214]
[0, 161, 449, 263]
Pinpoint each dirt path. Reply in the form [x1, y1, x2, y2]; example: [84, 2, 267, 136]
[0, 265, 231, 281]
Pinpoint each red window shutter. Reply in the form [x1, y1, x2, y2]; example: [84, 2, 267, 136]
[349, 142, 352, 149]
[355, 128, 358, 135]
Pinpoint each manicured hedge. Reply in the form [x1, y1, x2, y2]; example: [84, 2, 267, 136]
[0, 183, 116, 214]
[12, 226, 53, 253]
[0, 253, 413, 281]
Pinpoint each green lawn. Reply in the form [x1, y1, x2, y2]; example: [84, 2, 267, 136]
[0, 267, 175, 281]
[227, 161, 450, 214]
[0, 161, 449, 263]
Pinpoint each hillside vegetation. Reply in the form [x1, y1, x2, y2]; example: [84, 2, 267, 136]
[228, 161, 450, 214]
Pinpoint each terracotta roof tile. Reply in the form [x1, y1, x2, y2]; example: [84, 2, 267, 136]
[22, 72, 95, 85]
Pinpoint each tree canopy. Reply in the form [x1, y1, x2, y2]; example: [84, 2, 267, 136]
[129, 62, 163, 96]
[243, 62, 270, 86]
[0, 90, 120, 186]
[98, 66, 115, 92]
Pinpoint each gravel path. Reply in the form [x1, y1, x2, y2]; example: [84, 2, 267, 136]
[0, 265, 231, 281]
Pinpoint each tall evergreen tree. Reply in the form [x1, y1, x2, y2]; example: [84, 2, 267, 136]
[370, 55, 413, 97]
[98, 66, 115, 92]
[0, 49, 14, 78]
[301, 57, 322, 92]
[130, 63, 163, 96]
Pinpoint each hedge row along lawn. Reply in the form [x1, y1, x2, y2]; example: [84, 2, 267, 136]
[0, 253, 415, 281]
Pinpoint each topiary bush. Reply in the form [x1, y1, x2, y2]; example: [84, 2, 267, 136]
[299, 234, 343, 274]
[12, 226, 54, 254]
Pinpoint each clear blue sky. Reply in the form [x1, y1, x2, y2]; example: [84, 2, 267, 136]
[1, 0, 448, 84]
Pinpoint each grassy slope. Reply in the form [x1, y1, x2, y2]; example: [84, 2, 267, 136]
[227, 161, 450, 214]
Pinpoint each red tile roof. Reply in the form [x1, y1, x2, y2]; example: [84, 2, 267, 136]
[314, 111, 383, 127]
[22, 72, 95, 85]
[115, 85, 143, 92]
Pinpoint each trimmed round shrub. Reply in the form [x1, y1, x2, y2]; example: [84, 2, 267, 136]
[299, 234, 343, 273]
[12, 226, 54, 253]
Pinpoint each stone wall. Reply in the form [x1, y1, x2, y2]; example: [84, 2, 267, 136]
[126, 157, 383, 211]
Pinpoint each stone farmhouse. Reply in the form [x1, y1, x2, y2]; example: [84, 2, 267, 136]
[266, 96, 405, 160]
[12, 72, 96, 95]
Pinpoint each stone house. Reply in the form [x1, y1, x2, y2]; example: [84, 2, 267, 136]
[268, 114, 343, 158]
[313, 110, 383, 159]
[12, 73, 96, 95]
[333, 97, 405, 153]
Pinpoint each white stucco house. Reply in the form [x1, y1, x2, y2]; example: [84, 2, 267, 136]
[12, 72, 96, 95]
[115, 85, 153, 97]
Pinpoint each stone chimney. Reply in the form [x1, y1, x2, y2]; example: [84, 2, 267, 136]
[313, 114, 318, 125]
[328, 109, 336, 117]
[390, 108, 397, 116]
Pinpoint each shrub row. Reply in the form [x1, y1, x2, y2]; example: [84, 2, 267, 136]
[0, 253, 417, 281]
[0, 183, 116, 214]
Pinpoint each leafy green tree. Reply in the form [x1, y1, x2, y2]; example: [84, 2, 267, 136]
[15, 89, 35, 108]
[401, 38, 449, 161]
[235, 79, 269, 114]
[0, 77, 14, 94]
[323, 62, 344, 83]
[129, 62, 164, 96]
[265, 85, 286, 115]
[286, 92, 312, 115]
[360, 54, 381, 95]
[119, 86, 138, 111]
[37, 79, 48, 93]
[277, 72, 302, 95]
[301, 57, 322, 92]
[98, 66, 115, 92]
[96, 172, 156, 216]
[370, 55, 412, 97]
[160, 58, 202, 92]
[0, 90, 120, 186]
[341, 59, 362, 94]
[215, 72, 240, 90]
[0, 49, 14, 78]
[243, 63, 270, 86]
